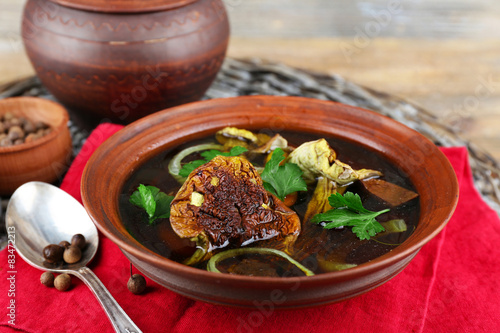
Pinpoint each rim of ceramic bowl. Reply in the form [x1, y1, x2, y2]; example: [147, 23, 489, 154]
[48, 0, 200, 13]
[81, 95, 459, 285]
[0, 96, 69, 154]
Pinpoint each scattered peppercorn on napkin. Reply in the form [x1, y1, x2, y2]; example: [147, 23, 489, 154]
[1, 123, 499, 333]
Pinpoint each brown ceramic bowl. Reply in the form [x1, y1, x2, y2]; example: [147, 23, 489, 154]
[0, 97, 72, 196]
[81, 96, 458, 308]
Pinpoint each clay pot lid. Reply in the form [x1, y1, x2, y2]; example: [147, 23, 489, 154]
[49, 0, 198, 13]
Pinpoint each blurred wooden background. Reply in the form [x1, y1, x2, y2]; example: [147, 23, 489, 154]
[1, 0, 499, 160]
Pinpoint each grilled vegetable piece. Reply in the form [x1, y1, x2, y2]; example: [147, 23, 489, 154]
[287, 139, 382, 185]
[170, 155, 301, 264]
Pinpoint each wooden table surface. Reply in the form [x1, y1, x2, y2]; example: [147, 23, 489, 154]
[1, 0, 499, 161]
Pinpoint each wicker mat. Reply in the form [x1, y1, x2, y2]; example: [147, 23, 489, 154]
[1, 58, 499, 246]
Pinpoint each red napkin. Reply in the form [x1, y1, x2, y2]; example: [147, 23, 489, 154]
[1, 123, 499, 333]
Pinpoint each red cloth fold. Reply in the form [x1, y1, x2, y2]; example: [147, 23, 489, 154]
[1, 123, 499, 333]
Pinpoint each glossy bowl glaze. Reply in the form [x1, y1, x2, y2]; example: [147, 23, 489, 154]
[0, 97, 72, 196]
[22, 0, 229, 123]
[81, 96, 458, 308]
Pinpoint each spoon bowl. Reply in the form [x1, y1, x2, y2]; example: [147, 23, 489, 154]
[6, 181, 98, 271]
[6, 181, 141, 333]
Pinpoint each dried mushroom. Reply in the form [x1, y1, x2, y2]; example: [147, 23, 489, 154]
[215, 127, 270, 150]
[170, 155, 301, 265]
[252, 134, 288, 154]
[287, 139, 382, 185]
[361, 179, 419, 207]
[303, 177, 338, 223]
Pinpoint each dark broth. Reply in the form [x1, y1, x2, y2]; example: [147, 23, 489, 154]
[119, 130, 419, 276]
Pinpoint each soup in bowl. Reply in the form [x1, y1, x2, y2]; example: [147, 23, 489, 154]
[81, 96, 458, 308]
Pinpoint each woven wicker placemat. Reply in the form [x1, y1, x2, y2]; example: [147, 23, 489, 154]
[1, 58, 499, 246]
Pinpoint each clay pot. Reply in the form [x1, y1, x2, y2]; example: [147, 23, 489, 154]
[81, 96, 458, 308]
[21, 0, 229, 123]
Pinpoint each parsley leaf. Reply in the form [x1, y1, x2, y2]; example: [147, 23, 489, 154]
[178, 160, 207, 177]
[178, 146, 248, 177]
[201, 146, 248, 160]
[260, 148, 307, 201]
[311, 192, 390, 240]
[130, 184, 174, 225]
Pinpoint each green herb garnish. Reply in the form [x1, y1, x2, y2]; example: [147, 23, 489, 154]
[207, 247, 315, 276]
[311, 192, 390, 240]
[260, 148, 307, 201]
[178, 146, 248, 177]
[130, 184, 174, 225]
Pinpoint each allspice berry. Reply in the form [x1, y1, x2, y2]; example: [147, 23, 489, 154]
[43, 244, 64, 264]
[54, 274, 72, 291]
[7, 125, 24, 141]
[0, 115, 50, 147]
[23, 120, 35, 133]
[24, 133, 36, 143]
[40, 272, 55, 287]
[59, 240, 71, 249]
[71, 234, 86, 250]
[34, 120, 46, 130]
[0, 137, 11, 147]
[63, 245, 82, 264]
[10, 117, 22, 127]
[127, 274, 147, 295]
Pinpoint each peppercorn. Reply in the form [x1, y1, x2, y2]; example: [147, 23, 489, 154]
[0, 115, 50, 147]
[43, 244, 64, 264]
[24, 133, 36, 143]
[71, 234, 86, 250]
[35, 128, 45, 137]
[2, 119, 12, 131]
[7, 126, 24, 141]
[58, 240, 71, 248]
[3, 112, 14, 120]
[63, 245, 82, 264]
[10, 117, 21, 127]
[40, 271, 55, 287]
[54, 274, 71, 291]
[23, 120, 35, 133]
[34, 121, 46, 130]
[127, 274, 147, 295]
[0, 137, 12, 147]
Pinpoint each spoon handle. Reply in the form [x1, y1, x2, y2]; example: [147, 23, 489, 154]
[75, 266, 142, 333]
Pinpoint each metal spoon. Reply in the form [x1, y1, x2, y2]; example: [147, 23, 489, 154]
[6, 181, 142, 333]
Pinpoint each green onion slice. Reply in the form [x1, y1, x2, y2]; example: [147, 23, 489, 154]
[168, 143, 223, 183]
[207, 247, 315, 276]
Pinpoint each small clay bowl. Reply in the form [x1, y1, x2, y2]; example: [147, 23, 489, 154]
[81, 96, 458, 308]
[0, 97, 72, 195]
